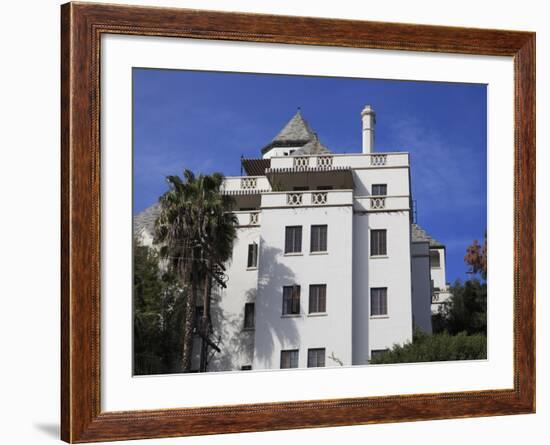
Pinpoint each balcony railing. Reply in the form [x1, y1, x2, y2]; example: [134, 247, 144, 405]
[269, 152, 408, 171]
[288, 191, 327, 206]
[262, 190, 353, 208]
[287, 193, 303, 206]
[249, 212, 259, 225]
[222, 176, 271, 193]
[370, 154, 387, 166]
[293, 157, 309, 169]
[233, 211, 261, 227]
[369, 197, 386, 210]
[240, 177, 257, 189]
[312, 192, 328, 205]
[354, 195, 410, 212]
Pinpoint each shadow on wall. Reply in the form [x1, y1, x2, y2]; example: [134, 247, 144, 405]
[253, 242, 300, 368]
[204, 242, 301, 372]
[208, 288, 255, 371]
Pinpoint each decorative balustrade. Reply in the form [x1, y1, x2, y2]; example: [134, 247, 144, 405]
[262, 190, 353, 208]
[249, 212, 259, 225]
[293, 157, 309, 169]
[240, 177, 257, 189]
[268, 152, 408, 171]
[370, 197, 386, 210]
[370, 154, 387, 166]
[312, 192, 328, 205]
[316, 156, 333, 168]
[286, 193, 303, 206]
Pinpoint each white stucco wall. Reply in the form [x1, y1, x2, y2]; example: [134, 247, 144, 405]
[262, 146, 302, 159]
[352, 167, 410, 197]
[253, 204, 354, 369]
[352, 210, 414, 363]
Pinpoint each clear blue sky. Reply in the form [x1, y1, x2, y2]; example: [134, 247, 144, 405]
[133, 68, 487, 283]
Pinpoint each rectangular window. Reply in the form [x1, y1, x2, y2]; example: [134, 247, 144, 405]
[317, 185, 333, 190]
[247, 242, 258, 268]
[285, 226, 302, 253]
[293, 186, 309, 191]
[244, 303, 255, 329]
[372, 184, 387, 196]
[370, 349, 389, 361]
[430, 250, 441, 268]
[307, 348, 326, 367]
[309, 284, 327, 313]
[370, 287, 388, 316]
[241, 365, 252, 371]
[282, 285, 301, 315]
[370, 229, 387, 256]
[280, 349, 299, 369]
[310, 224, 328, 252]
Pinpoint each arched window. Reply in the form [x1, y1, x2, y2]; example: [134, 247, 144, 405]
[430, 250, 441, 268]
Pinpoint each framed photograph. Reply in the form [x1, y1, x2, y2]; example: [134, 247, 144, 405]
[61, 2, 535, 442]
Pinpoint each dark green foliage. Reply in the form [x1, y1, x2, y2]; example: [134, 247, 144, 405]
[434, 279, 487, 336]
[133, 240, 184, 375]
[369, 329, 487, 365]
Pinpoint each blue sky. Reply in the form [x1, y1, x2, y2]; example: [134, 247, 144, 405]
[133, 68, 487, 282]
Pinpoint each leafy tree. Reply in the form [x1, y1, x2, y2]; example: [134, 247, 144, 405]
[465, 232, 487, 280]
[133, 240, 183, 374]
[433, 279, 487, 336]
[369, 329, 487, 364]
[433, 232, 488, 336]
[154, 170, 237, 372]
[446, 279, 487, 335]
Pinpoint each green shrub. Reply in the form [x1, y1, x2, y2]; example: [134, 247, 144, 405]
[369, 330, 487, 364]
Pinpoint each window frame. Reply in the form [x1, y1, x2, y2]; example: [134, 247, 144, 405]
[243, 302, 255, 330]
[247, 242, 258, 269]
[370, 349, 389, 362]
[310, 224, 328, 253]
[307, 348, 326, 368]
[372, 183, 387, 196]
[308, 284, 327, 314]
[430, 250, 441, 268]
[370, 229, 387, 256]
[284, 225, 303, 254]
[370, 287, 388, 317]
[280, 349, 299, 369]
[282, 285, 301, 315]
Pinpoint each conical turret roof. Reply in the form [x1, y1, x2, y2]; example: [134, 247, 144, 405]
[261, 110, 331, 155]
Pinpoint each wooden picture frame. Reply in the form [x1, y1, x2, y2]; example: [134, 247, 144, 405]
[61, 2, 535, 442]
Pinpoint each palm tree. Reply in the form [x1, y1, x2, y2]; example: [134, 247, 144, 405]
[154, 170, 236, 372]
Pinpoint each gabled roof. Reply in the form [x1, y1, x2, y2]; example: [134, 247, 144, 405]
[411, 223, 444, 248]
[261, 110, 332, 155]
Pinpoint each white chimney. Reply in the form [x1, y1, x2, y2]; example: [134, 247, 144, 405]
[361, 105, 376, 153]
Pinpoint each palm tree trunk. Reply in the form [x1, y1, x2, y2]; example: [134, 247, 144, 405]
[181, 256, 198, 372]
[199, 258, 213, 372]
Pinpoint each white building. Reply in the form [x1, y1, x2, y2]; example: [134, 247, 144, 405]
[134, 106, 451, 371]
